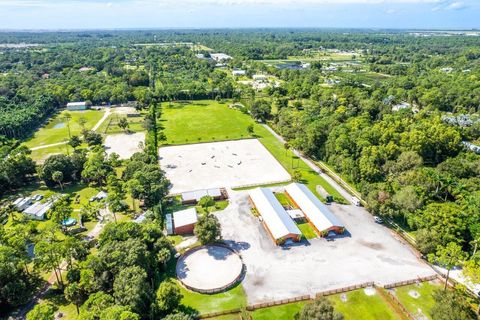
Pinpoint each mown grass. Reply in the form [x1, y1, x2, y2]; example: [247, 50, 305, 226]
[97, 113, 146, 134]
[251, 301, 306, 320]
[179, 283, 247, 315]
[24, 110, 105, 148]
[297, 221, 317, 239]
[393, 281, 441, 320]
[161, 100, 255, 145]
[330, 289, 401, 320]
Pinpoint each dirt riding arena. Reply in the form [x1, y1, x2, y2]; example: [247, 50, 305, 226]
[104, 132, 145, 159]
[176, 245, 244, 293]
[159, 139, 291, 194]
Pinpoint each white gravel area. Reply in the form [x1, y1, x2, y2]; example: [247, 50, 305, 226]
[159, 139, 291, 194]
[104, 132, 145, 160]
[215, 189, 436, 304]
[176, 245, 243, 291]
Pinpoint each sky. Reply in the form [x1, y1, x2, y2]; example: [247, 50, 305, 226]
[0, 0, 478, 30]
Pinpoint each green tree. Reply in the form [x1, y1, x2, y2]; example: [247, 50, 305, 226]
[64, 112, 72, 139]
[428, 242, 466, 290]
[52, 171, 64, 190]
[162, 312, 194, 320]
[194, 213, 222, 244]
[82, 150, 113, 187]
[156, 280, 182, 314]
[293, 170, 302, 182]
[34, 239, 65, 288]
[68, 135, 82, 150]
[198, 195, 215, 213]
[431, 289, 476, 320]
[64, 282, 84, 314]
[50, 196, 73, 227]
[113, 266, 151, 315]
[296, 297, 343, 320]
[247, 124, 254, 135]
[118, 117, 130, 133]
[26, 303, 57, 320]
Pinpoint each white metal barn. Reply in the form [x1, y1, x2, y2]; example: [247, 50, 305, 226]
[249, 188, 301, 245]
[285, 183, 345, 236]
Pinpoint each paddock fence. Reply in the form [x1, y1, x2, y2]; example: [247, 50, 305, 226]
[246, 294, 311, 311]
[378, 288, 415, 320]
[383, 275, 438, 289]
[315, 281, 375, 299]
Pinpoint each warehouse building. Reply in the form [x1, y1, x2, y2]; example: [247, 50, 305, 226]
[285, 183, 345, 236]
[249, 187, 301, 245]
[66, 102, 89, 111]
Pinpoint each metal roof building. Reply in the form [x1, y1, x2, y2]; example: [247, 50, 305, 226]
[285, 183, 345, 236]
[249, 188, 301, 245]
[173, 208, 198, 235]
[181, 188, 223, 204]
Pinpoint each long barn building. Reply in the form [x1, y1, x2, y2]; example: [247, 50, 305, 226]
[285, 183, 345, 236]
[249, 187, 301, 245]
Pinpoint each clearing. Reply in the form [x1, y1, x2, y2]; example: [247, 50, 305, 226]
[104, 132, 145, 160]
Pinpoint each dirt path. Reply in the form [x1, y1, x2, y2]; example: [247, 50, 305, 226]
[29, 108, 111, 151]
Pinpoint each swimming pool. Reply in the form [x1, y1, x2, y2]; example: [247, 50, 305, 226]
[61, 217, 77, 227]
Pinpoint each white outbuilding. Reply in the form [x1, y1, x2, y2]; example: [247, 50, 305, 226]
[285, 183, 345, 236]
[249, 187, 301, 245]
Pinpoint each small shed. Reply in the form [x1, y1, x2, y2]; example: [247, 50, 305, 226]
[173, 208, 198, 235]
[66, 102, 88, 111]
[181, 188, 226, 204]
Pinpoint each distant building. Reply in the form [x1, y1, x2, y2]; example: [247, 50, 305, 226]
[79, 67, 94, 72]
[173, 208, 198, 235]
[13, 197, 32, 211]
[210, 53, 232, 62]
[66, 102, 88, 111]
[392, 102, 419, 113]
[463, 141, 480, 154]
[195, 53, 206, 59]
[23, 200, 55, 220]
[252, 74, 267, 81]
[232, 70, 246, 76]
[440, 67, 454, 73]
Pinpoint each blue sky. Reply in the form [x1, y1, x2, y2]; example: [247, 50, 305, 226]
[0, 0, 478, 30]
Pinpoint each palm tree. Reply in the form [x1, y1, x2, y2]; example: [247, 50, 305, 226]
[63, 112, 72, 139]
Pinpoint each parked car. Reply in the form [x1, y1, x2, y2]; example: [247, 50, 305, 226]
[374, 216, 383, 224]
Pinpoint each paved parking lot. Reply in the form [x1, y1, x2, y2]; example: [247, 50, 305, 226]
[215, 189, 435, 304]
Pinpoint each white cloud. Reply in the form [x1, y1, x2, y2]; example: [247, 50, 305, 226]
[446, 1, 466, 10]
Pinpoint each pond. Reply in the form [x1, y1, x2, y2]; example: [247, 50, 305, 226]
[53, 122, 66, 129]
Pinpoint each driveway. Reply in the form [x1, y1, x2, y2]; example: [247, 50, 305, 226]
[215, 189, 435, 304]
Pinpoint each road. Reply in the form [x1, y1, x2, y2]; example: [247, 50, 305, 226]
[262, 124, 354, 202]
[29, 108, 111, 151]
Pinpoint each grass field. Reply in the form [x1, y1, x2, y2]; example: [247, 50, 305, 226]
[251, 301, 306, 320]
[331, 289, 401, 320]
[161, 100, 255, 145]
[29, 144, 75, 162]
[393, 281, 441, 319]
[179, 282, 247, 315]
[24, 110, 105, 148]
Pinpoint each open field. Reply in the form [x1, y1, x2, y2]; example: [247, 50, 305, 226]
[29, 144, 75, 163]
[161, 100, 255, 145]
[392, 280, 442, 319]
[160, 139, 291, 194]
[215, 190, 435, 305]
[331, 289, 401, 320]
[24, 110, 105, 148]
[251, 301, 306, 319]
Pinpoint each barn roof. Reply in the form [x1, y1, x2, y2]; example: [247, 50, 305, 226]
[285, 183, 344, 233]
[173, 207, 198, 228]
[249, 187, 301, 241]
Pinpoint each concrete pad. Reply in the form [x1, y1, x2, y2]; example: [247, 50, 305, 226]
[176, 245, 243, 291]
[104, 132, 145, 160]
[215, 189, 435, 304]
[159, 139, 291, 194]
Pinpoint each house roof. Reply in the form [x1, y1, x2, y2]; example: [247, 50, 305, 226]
[173, 208, 198, 228]
[249, 188, 301, 240]
[67, 102, 87, 107]
[285, 183, 344, 233]
[23, 201, 53, 219]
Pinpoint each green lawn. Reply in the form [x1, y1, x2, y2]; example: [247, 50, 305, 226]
[24, 110, 105, 148]
[29, 144, 75, 163]
[297, 221, 317, 239]
[330, 289, 401, 320]
[161, 100, 255, 145]
[274, 192, 295, 207]
[251, 301, 306, 320]
[393, 281, 441, 320]
[179, 282, 247, 315]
